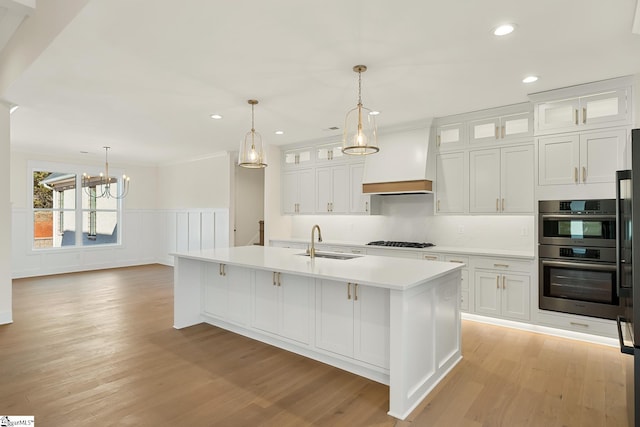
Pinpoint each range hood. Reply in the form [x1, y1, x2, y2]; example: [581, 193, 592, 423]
[362, 122, 434, 195]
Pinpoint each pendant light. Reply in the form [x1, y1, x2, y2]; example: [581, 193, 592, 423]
[238, 99, 267, 168]
[82, 146, 130, 199]
[342, 65, 379, 155]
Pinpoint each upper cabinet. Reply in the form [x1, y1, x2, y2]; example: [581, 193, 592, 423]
[530, 77, 631, 136]
[316, 142, 346, 164]
[435, 122, 466, 151]
[282, 146, 313, 168]
[469, 111, 532, 144]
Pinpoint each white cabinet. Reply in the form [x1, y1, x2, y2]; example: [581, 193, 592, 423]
[474, 271, 530, 321]
[435, 152, 466, 214]
[535, 88, 629, 135]
[469, 145, 534, 213]
[282, 146, 313, 168]
[316, 142, 346, 163]
[472, 257, 532, 321]
[316, 280, 390, 368]
[316, 165, 348, 214]
[252, 270, 313, 344]
[203, 263, 251, 326]
[538, 128, 626, 186]
[282, 168, 314, 214]
[435, 122, 466, 151]
[469, 112, 532, 144]
[349, 163, 370, 214]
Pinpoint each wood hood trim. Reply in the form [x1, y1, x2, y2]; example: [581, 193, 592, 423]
[362, 179, 433, 194]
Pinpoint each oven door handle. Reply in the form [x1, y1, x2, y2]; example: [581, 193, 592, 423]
[540, 214, 616, 221]
[540, 259, 617, 272]
[616, 316, 634, 355]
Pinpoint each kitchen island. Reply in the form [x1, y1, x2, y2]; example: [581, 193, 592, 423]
[172, 245, 463, 420]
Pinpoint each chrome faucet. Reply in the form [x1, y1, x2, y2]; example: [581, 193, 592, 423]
[307, 224, 323, 258]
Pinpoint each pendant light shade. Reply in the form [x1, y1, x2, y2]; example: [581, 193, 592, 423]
[238, 99, 267, 168]
[342, 65, 379, 155]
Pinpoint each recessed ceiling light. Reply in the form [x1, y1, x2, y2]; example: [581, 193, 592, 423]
[493, 24, 515, 36]
[522, 75, 539, 83]
[210, 114, 223, 119]
[369, 111, 380, 116]
[9, 105, 19, 114]
[275, 130, 284, 135]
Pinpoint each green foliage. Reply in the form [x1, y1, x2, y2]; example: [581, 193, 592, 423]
[33, 171, 53, 208]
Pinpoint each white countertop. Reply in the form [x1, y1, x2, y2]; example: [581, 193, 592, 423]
[172, 246, 463, 291]
[270, 238, 535, 259]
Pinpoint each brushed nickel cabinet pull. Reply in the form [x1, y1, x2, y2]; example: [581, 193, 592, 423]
[221, 264, 226, 276]
[502, 275, 506, 289]
[574, 167, 578, 183]
[502, 198, 505, 212]
[570, 321, 589, 328]
[272, 271, 276, 286]
[437, 199, 441, 211]
[365, 201, 369, 213]
[495, 125, 499, 139]
[347, 283, 352, 300]
[331, 202, 334, 212]
[219, 264, 223, 276]
[494, 263, 509, 268]
[574, 109, 579, 125]
[327, 202, 330, 212]
[354, 283, 358, 301]
[496, 276, 500, 289]
[501, 125, 505, 139]
[277, 272, 281, 287]
[582, 166, 586, 183]
[496, 198, 499, 212]
[582, 107, 587, 124]
[437, 135, 441, 146]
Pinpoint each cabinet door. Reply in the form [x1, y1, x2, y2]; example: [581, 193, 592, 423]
[538, 134, 580, 185]
[203, 263, 228, 318]
[469, 148, 500, 213]
[297, 169, 315, 214]
[283, 147, 313, 168]
[436, 122, 465, 150]
[316, 280, 354, 357]
[501, 112, 532, 140]
[474, 271, 500, 316]
[353, 284, 389, 368]
[579, 129, 626, 184]
[330, 166, 348, 214]
[251, 270, 279, 334]
[279, 273, 312, 344]
[501, 274, 530, 321]
[581, 89, 628, 127]
[316, 167, 333, 213]
[469, 117, 500, 143]
[282, 171, 298, 214]
[316, 142, 345, 163]
[501, 145, 534, 213]
[436, 152, 466, 213]
[536, 98, 580, 133]
[349, 163, 369, 214]
[226, 266, 251, 325]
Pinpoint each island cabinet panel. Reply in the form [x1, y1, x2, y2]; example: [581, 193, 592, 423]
[315, 280, 390, 369]
[251, 270, 313, 344]
[203, 263, 251, 326]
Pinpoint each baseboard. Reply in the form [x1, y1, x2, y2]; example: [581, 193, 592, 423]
[462, 313, 618, 347]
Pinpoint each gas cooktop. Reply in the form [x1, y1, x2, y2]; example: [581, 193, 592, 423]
[367, 241, 435, 249]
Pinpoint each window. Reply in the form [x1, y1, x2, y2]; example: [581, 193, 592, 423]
[31, 162, 123, 249]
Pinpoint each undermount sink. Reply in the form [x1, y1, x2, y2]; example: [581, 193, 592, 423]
[297, 251, 362, 260]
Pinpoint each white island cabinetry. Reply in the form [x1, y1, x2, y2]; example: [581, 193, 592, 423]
[172, 246, 462, 421]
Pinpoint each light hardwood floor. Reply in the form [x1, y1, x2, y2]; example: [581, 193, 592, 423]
[0, 265, 629, 426]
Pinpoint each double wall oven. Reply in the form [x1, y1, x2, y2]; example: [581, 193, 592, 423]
[538, 199, 622, 320]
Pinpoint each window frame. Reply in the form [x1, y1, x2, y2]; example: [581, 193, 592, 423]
[29, 160, 125, 252]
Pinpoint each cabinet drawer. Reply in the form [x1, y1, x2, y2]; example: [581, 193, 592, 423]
[472, 257, 532, 273]
[536, 310, 616, 338]
[444, 255, 469, 266]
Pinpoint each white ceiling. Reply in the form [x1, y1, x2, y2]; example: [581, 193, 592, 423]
[3, 0, 640, 165]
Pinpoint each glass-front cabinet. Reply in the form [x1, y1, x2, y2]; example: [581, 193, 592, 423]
[469, 112, 532, 144]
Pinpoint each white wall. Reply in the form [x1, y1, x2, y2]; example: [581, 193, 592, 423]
[1, 104, 11, 324]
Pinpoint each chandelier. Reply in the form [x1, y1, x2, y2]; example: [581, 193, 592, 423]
[342, 65, 379, 155]
[82, 146, 130, 199]
[238, 99, 267, 168]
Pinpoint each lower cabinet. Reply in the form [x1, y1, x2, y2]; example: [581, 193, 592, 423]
[203, 263, 251, 325]
[315, 279, 390, 368]
[252, 270, 313, 344]
[474, 271, 530, 321]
